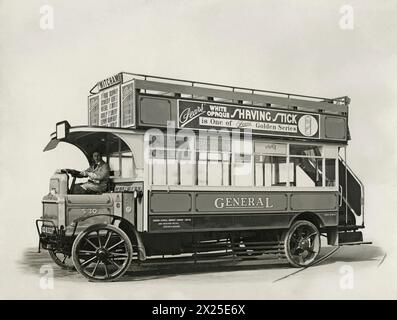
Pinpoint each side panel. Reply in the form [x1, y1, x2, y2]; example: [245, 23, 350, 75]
[64, 194, 115, 226]
[323, 116, 347, 140]
[290, 193, 338, 211]
[122, 193, 136, 225]
[150, 193, 192, 213]
[147, 190, 338, 232]
[138, 96, 173, 127]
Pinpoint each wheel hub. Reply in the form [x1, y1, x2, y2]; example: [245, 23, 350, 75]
[96, 248, 109, 262]
[299, 239, 310, 250]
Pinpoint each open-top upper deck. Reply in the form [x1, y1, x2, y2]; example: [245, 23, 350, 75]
[87, 72, 350, 143]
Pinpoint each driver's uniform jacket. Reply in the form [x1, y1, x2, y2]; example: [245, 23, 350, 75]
[83, 160, 110, 192]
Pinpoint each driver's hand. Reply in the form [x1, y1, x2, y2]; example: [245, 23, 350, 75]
[87, 172, 96, 179]
[80, 171, 87, 177]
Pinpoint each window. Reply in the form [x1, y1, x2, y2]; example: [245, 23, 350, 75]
[254, 142, 288, 186]
[253, 143, 337, 188]
[255, 155, 288, 186]
[148, 134, 196, 186]
[289, 144, 323, 187]
[198, 134, 232, 186]
[108, 151, 134, 179]
[325, 159, 336, 186]
[289, 144, 338, 188]
[290, 157, 323, 187]
[232, 139, 253, 186]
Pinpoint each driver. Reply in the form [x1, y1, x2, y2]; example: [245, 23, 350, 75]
[74, 151, 110, 194]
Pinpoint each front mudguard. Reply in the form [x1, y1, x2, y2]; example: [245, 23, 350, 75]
[70, 214, 147, 261]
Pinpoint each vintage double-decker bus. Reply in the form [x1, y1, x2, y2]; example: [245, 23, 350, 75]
[36, 72, 367, 281]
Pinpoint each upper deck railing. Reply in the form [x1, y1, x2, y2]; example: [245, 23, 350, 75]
[89, 71, 350, 107]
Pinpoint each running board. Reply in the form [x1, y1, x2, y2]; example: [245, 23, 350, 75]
[339, 241, 372, 246]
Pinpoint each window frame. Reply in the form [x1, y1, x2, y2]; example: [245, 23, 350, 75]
[253, 140, 339, 189]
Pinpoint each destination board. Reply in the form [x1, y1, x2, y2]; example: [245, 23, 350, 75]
[99, 86, 120, 127]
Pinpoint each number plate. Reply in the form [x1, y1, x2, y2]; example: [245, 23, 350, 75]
[41, 225, 55, 234]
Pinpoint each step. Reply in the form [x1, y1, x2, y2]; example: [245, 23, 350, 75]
[339, 231, 369, 245]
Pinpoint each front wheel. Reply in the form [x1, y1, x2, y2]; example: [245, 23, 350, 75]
[49, 249, 75, 270]
[72, 224, 133, 282]
[284, 220, 321, 268]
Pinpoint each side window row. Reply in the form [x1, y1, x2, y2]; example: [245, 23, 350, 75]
[147, 139, 338, 188]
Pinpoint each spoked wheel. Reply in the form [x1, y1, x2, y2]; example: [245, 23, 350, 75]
[284, 220, 321, 268]
[72, 224, 133, 282]
[49, 249, 75, 270]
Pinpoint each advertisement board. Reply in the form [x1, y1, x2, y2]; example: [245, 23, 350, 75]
[177, 100, 320, 139]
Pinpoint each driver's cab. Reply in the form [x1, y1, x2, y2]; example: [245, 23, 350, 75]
[44, 126, 144, 195]
[42, 125, 145, 230]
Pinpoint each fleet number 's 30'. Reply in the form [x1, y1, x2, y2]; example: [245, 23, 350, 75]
[81, 208, 98, 215]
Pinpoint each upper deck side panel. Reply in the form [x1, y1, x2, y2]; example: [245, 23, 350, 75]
[87, 74, 350, 144]
[134, 93, 349, 143]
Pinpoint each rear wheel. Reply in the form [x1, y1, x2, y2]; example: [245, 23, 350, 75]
[284, 220, 321, 267]
[72, 224, 133, 282]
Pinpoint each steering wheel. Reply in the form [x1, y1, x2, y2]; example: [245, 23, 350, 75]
[60, 169, 85, 193]
[61, 169, 85, 178]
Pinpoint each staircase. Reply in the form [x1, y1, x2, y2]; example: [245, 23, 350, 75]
[338, 157, 369, 245]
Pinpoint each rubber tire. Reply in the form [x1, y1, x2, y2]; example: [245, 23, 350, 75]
[284, 220, 321, 268]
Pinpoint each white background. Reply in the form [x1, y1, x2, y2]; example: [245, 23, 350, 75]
[0, 0, 396, 299]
